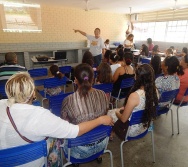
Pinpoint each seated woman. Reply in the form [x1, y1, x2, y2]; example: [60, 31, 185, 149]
[176, 47, 188, 58]
[82, 51, 94, 67]
[112, 52, 135, 97]
[175, 55, 188, 103]
[103, 50, 112, 63]
[165, 48, 173, 57]
[140, 44, 149, 57]
[0, 72, 113, 166]
[104, 39, 110, 50]
[46, 65, 64, 96]
[124, 34, 134, 53]
[96, 62, 112, 84]
[114, 64, 158, 140]
[109, 53, 121, 76]
[155, 56, 184, 107]
[117, 48, 125, 66]
[61, 63, 110, 159]
[150, 55, 162, 77]
[152, 45, 160, 56]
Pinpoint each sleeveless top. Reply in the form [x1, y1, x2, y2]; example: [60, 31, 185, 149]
[112, 66, 134, 96]
[127, 89, 148, 137]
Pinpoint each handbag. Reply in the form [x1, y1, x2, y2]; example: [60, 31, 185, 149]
[114, 119, 129, 141]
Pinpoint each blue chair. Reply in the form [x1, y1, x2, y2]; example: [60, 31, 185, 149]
[141, 58, 150, 64]
[157, 89, 179, 135]
[0, 84, 7, 99]
[38, 77, 67, 106]
[112, 77, 134, 108]
[93, 83, 113, 108]
[173, 88, 188, 134]
[59, 66, 74, 92]
[120, 110, 155, 167]
[28, 68, 48, 86]
[0, 140, 47, 167]
[61, 125, 113, 167]
[49, 92, 73, 117]
[32, 100, 41, 106]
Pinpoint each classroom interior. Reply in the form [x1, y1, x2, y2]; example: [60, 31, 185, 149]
[1, 0, 188, 166]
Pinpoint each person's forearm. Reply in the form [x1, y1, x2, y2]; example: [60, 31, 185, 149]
[75, 30, 86, 36]
[77, 117, 101, 136]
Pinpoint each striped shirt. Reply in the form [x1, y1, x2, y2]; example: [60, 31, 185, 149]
[61, 88, 109, 124]
[0, 64, 27, 84]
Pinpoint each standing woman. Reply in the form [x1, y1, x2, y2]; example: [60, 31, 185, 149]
[114, 64, 158, 140]
[124, 34, 134, 53]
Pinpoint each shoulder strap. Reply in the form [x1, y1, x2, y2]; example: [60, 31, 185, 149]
[6, 107, 48, 143]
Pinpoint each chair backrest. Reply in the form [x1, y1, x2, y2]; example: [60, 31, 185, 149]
[44, 76, 67, 88]
[159, 89, 179, 103]
[28, 68, 48, 78]
[184, 88, 188, 96]
[141, 58, 150, 64]
[67, 125, 112, 147]
[0, 140, 47, 167]
[59, 66, 72, 74]
[120, 77, 135, 89]
[49, 92, 73, 117]
[126, 110, 149, 141]
[0, 84, 7, 99]
[93, 83, 113, 94]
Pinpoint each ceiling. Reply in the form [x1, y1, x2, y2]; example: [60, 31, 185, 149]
[4, 0, 188, 14]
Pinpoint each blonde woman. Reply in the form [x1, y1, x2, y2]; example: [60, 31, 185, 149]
[0, 72, 113, 166]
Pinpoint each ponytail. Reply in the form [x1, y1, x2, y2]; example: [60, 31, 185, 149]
[79, 75, 91, 98]
[176, 65, 184, 76]
[54, 71, 64, 79]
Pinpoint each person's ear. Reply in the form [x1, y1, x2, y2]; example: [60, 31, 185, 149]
[74, 77, 78, 84]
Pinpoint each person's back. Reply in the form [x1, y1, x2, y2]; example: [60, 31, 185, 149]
[62, 64, 108, 124]
[0, 52, 27, 85]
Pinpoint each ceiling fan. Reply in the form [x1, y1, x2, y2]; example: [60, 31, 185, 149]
[84, 0, 99, 11]
[170, 0, 188, 11]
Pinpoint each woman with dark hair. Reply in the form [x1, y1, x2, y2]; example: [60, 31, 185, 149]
[155, 56, 184, 97]
[114, 64, 158, 140]
[103, 49, 112, 63]
[117, 48, 124, 66]
[150, 55, 162, 76]
[109, 53, 121, 76]
[140, 44, 149, 57]
[147, 38, 154, 51]
[96, 62, 112, 84]
[46, 65, 64, 96]
[82, 51, 94, 67]
[152, 45, 160, 56]
[175, 55, 188, 103]
[61, 63, 109, 159]
[112, 52, 135, 97]
[176, 47, 188, 57]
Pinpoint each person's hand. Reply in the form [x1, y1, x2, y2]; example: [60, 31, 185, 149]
[73, 29, 78, 33]
[98, 115, 114, 126]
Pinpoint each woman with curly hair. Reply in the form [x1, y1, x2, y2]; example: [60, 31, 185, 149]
[96, 62, 112, 84]
[114, 64, 158, 140]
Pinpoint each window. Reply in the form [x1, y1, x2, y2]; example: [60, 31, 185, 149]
[134, 20, 188, 43]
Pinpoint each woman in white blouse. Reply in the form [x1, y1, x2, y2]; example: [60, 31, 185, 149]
[0, 72, 113, 167]
[124, 34, 134, 53]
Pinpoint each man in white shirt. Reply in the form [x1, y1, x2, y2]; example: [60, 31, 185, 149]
[73, 28, 105, 67]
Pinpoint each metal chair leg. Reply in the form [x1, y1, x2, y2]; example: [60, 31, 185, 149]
[104, 150, 114, 167]
[170, 109, 174, 135]
[177, 106, 180, 134]
[151, 130, 155, 162]
[120, 141, 126, 167]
